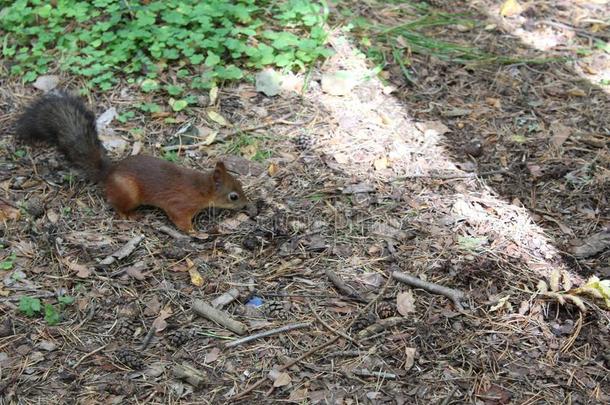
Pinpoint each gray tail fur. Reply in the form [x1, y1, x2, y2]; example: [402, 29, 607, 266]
[16, 91, 111, 182]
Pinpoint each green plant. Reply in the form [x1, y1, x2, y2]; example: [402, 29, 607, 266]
[18, 295, 75, 325]
[0, 253, 16, 270]
[0, 0, 331, 93]
[162, 150, 180, 162]
[19, 296, 41, 316]
[252, 149, 273, 162]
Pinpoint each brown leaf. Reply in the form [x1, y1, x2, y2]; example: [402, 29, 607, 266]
[396, 291, 416, 316]
[404, 347, 416, 371]
[566, 88, 586, 97]
[485, 97, 502, 109]
[144, 297, 162, 316]
[46, 210, 59, 224]
[269, 370, 292, 387]
[63, 258, 93, 278]
[550, 122, 571, 148]
[571, 229, 610, 258]
[267, 163, 279, 176]
[288, 388, 308, 401]
[125, 261, 147, 281]
[152, 307, 173, 332]
[205, 347, 221, 363]
[500, 0, 523, 17]
[0, 201, 21, 222]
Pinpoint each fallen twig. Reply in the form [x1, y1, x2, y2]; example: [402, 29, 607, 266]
[173, 363, 207, 388]
[328, 350, 362, 357]
[392, 271, 467, 311]
[98, 234, 144, 266]
[158, 225, 190, 240]
[211, 288, 240, 309]
[356, 317, 407, 340]
[72, 344, 108, 368]
[139, 324, 157, 351]
[351, 368, 397, 380]
[192, 299, 247, 335]
[308, 301, 361, 347]
[325, 268, 368, 303]
[225, 322, 311, 348]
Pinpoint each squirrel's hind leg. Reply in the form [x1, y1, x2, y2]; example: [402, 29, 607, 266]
[105, 173, 141, 219]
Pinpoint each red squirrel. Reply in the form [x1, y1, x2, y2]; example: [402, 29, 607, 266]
[16, 91, 248, 232]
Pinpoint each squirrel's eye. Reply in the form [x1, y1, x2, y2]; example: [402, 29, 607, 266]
[228, 191, 239, 201]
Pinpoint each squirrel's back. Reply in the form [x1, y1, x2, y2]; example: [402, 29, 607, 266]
[16, 92, 110, 181]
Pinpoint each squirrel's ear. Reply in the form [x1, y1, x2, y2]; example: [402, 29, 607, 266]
[213, 161, 226, 189]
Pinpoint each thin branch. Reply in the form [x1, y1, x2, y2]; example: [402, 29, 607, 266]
[392, 271, 466, 311]
[225, 322, 311, 348]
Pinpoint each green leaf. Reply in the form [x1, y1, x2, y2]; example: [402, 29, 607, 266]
[205, 51, 221, 67]
[170, 98, 188, 112]
[166, 84, 183, 96]
[44, 304, 61, 325]
[36, 5, 53, 19]
[19, 296, 42, 317]
[58, 295, 75, 305]
[141, 79, 160, 92]
[0, 254, 16, 270]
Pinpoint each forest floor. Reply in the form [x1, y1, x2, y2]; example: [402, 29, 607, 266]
[0, 0, 609, 404]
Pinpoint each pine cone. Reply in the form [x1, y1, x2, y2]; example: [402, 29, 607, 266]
[167, 328, 196, 347]
[377, 302, 396, 319]
[351, 312, 377, 333]
[116, 317, 141, 340]
[293, 132, 315, 150]
[115, 348, 144, 370]
[264, 301, 286, 318]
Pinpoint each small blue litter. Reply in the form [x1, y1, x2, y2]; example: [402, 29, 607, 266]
[246, 296, 264, 307]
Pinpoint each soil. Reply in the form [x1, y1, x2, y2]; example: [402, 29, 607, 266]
[0, 1, 608, 404]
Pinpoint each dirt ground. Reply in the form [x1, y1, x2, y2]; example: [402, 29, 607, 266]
[1, 1, 609, 404]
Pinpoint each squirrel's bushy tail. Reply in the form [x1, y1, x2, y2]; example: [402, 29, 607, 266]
[16, 91, 111, 182]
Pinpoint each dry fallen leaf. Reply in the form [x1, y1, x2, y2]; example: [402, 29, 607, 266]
[63, 258, 93, 278]
[396, 290, 416, 316]
[144, 296, 162, 316]
[32, 75, 60, 92]
[240, 143, 258, 160]
[189, 267, 204, 287]
[500, 0, 523, 17]
[288, 388, 308, 401]
[152, 307, 173, 332]
[205, 347, 221, 363]
[269, 370, 292, 387]
[566, 88, 586, 97]
[333, 152, 350, 164]
[268, 163, 279, 176]
[207, 110, 230, 127]
[0, 202, 21, 222]
[209, 85, 219, 105]
[485, 97, 502, 109]
[550, 122, 572, 148]
[404, 347, 416, 371]
[373, 157, 389, 171]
